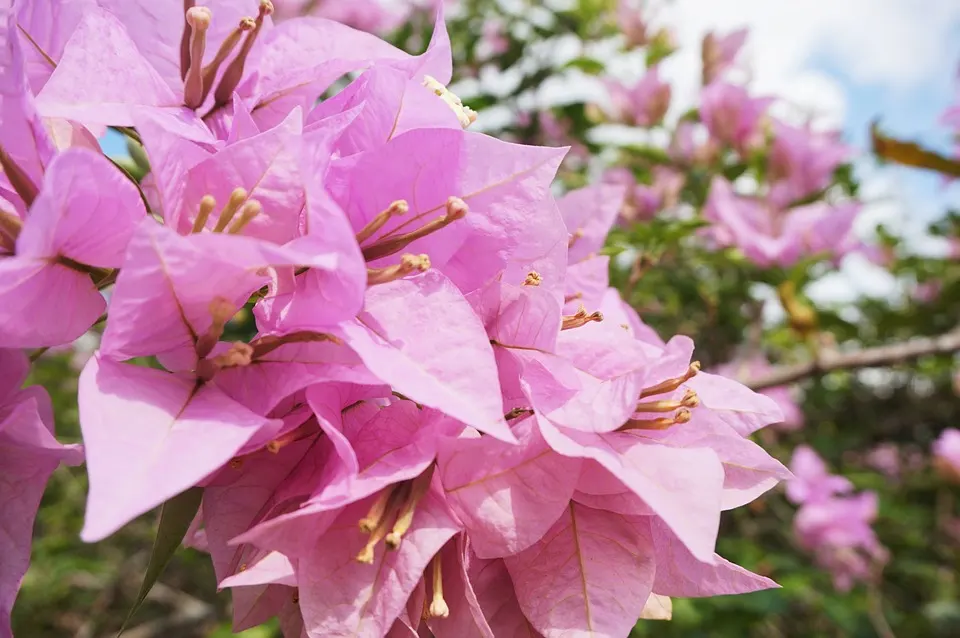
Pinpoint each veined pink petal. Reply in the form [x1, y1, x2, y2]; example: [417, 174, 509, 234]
[438, 417, 581, 558]
[336, 270, 513, 442]
[16, 148, 145, 267]
[36, 7, 182, 126]
[536, 415, 723, 562]
[650, 518, 779, 596]
[78, 355, 277, 541]
[467, 554, 544, 638]
[0, 257, 104, 349]
[504, 503, 656, 638]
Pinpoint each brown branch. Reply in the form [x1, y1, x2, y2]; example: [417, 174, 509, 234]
[745, 328, 960, 391]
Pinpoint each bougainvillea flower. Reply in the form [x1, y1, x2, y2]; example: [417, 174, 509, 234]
[701, 27, 748, 85]
[504, 504, 657, 638]
[785, 445, 853, 505]
[438, 417, 582, 557]
[700, 82, 772, 152]
[327, 127, 565, 294]
[703, 177, 861, 267]
[77, 354, 282, 541]
[36, 0, 425, 136]
[603, 67, 672, 127]
[296, 486, 459, 636]
[0, 148, 145, 348]
[767, 120, 851, 208]
[335, 271, 513, 441]
[100, 218, 353, 365]
[1, 349, 82, 636]
[793, 491, 887, 591]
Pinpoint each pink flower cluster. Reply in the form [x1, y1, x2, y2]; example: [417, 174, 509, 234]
[1, 3, 792, 636]
[787, 447, 888, 592]
[692, 31, 863, 268]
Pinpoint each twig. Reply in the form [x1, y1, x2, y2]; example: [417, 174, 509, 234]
[745, 328, 960, 391]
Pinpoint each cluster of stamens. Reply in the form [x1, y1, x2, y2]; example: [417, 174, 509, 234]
[180, 0, 273, 114]
[359, 197, 469, 286]
[620, 362, 702, 431]
[355, 467, 435, 564]
[191, 188, 262, 235]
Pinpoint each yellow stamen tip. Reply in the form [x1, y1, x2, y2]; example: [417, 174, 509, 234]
[259, 0, 274, 16]
[355, 547, 375, 564]
[227, 200, 261, 234]
[384, 532, 403, 549]
[239, 16, 256, 30]
[524, 271, 542, 286]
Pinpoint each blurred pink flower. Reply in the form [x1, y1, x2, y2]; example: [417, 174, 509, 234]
[703, 178, 862, 267]
[700, 82, 772, 153]
[794, 491, 888, 592]
[479, 20, 509, 58]
[616, 0, 651, 47]
[933, 428, 960, 483]
[786, 446, 852, 505]
[603, 67, 672, 127]
[767, 120, 851, 208]
[864, 443, 900, 481]
[701, 27, 748, 85]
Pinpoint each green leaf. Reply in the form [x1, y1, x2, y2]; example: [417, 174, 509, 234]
[564, 57, 606, 75]
[118, 487, 203, 635]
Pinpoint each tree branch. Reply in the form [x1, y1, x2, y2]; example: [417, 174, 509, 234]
[745, 328, 960, 391]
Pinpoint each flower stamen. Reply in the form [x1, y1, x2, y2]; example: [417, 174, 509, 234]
[561, 304, 603, 330]
[638, 362, 701, 399]
[361, 197, 467, 262]
[191, 195, 217, 233]
[367, 253, 431, 286]
[621, 407, 692, 431]
[183, 7, 212, 108]
[385, 466, 434, 550]
[226, 200, 261, 234]
[212, 0, 273, 109]
[427, 554, 449, 618]
[356, 200, 409, 244]
[523, 271, 542, 286]
[200, 17, 256, 105]
[212, 188, 249, 232]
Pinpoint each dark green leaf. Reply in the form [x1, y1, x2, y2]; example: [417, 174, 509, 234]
[118, 487, 203, 635]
